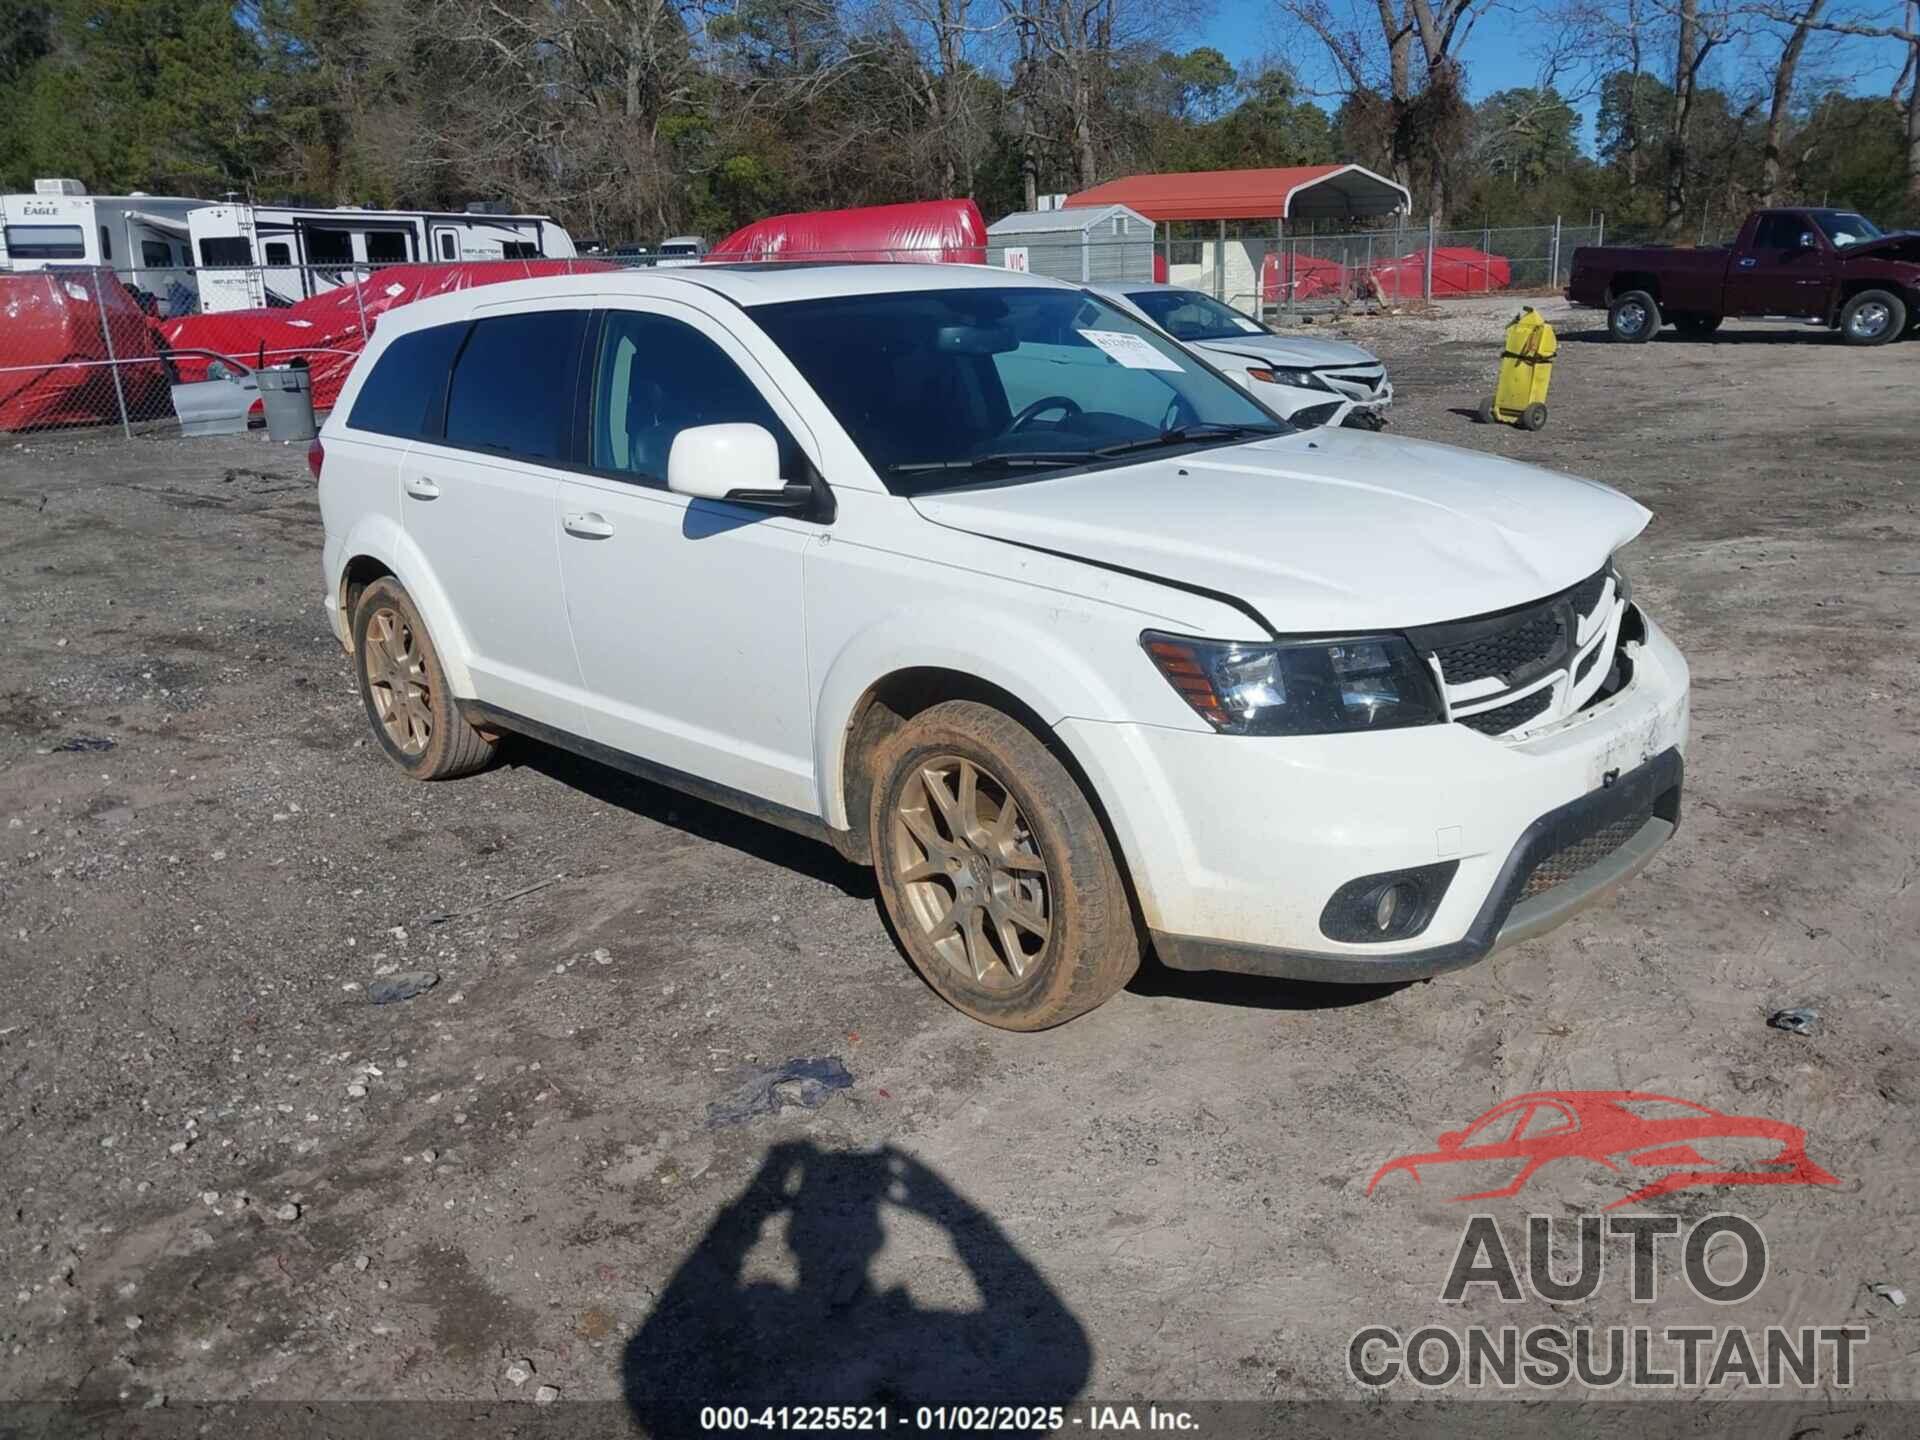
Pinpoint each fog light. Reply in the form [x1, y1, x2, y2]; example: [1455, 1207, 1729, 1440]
[1320, 862, 1459, 944]
[1374, 883, 1414, 932]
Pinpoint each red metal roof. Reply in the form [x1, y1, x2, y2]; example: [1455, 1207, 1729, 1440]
[1064, 164, 1411, 223]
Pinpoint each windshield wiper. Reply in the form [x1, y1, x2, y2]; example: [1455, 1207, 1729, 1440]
[1092, 423, 1281, 458]
[891, 450, 1098, 476]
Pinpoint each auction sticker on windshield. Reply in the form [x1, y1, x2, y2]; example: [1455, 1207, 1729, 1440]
[1079, 329, 1184, 371]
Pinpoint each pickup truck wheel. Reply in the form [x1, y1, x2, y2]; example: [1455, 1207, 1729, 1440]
[1608, 290, 1660, 343]
[1674, 314, 1721, 338]
[872, 701, 1141, 1030]
[351, 577, 496, 781]
[1840, 290, 1906, 346]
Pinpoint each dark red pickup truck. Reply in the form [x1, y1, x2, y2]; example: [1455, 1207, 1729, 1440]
[1569, 208, 1920, 345]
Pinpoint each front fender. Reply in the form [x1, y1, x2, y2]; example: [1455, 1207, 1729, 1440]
[328, 512, 478, 699]
[813, 602, 1151, 833]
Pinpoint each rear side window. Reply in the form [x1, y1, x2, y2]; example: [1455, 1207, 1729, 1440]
[197, 236, 253, 266]
[444, 309, 588, 461]
[1750, 214, 1805, 250]
[347, 321, 469, 439]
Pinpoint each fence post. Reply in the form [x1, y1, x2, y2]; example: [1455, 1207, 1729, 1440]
[1550, 216, 1562, 290]
[1596, 212, 1605, 249]
[1424, 216, 1435, 303]
[95, 268, 133, 440]
[353, 266, 368, 339]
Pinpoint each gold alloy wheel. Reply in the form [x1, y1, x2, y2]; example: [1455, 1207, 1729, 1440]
[890, 754, 1053, 990]
[363, 606, 432, 756]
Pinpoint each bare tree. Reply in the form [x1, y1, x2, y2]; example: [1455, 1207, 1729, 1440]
[1754, 0, 1829, 203]
[1762, 0, 1920, 211]
[1282, 0, 1485, 223]
[1662, 0, 1739, 236]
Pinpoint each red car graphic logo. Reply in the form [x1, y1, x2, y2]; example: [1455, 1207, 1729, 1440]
[1366, 1090, 1838, 1209]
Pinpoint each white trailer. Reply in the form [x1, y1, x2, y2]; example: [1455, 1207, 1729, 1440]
[186, 202, 577, 311]
[0, 180, 201, 311]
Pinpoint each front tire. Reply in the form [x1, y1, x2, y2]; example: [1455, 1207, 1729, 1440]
[870, 701, 1140, 1030]
[1840, 289, 1906, 346]
[351, 577, 496, 780]
[1608, 289, 1661, 343]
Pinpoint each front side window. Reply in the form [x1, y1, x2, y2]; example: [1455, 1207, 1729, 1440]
[1750, 214, 1808, 251]
[347, 320, 469, 438]
[5, 224, 86, 259]
[444, 308, 587, 461]
[590, 310, 799, 481]
[1124, 288, 1269, 342]
[749, 286, 1283, 494]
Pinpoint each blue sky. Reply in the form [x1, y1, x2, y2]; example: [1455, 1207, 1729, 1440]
[1190, 1, 1905, 155]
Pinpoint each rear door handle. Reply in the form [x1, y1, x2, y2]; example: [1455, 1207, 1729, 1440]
[563, 511, 615, 539]
[404, 476, 440, 500]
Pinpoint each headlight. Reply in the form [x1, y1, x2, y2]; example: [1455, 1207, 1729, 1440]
[1141, 631, 1443, 735]
[1246, 366, 1331, 391]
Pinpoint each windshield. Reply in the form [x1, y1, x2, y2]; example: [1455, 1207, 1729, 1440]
[1813, 211, 1883, 247]
[1123, 289, 1272, 343]
[749, 286, 1286, 494]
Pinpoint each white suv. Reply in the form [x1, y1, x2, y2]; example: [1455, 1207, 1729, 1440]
[315, 264, 1690, 1030]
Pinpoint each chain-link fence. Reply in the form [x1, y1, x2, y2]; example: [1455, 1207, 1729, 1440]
[0, 220, 1600, 438]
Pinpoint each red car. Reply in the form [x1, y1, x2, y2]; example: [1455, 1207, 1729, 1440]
[1367, 1090, 1838, 1209]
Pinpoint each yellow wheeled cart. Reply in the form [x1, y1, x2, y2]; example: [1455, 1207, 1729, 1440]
[1478, 307, 1556, 431]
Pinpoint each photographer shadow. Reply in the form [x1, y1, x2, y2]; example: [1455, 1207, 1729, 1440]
[623, 1142, 1090, 1437]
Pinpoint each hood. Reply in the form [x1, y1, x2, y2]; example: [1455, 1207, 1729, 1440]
[912, 428, 1650, 633]
[1194, 333, 1379, 369]
[1840, 232, 1920, 265]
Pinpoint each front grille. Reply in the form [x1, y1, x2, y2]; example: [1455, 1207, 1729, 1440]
[1433, 608, 1566, 685]
[1569, 570, 1608, 619]
[1455, 687, 1553, 736]
[1521, 809, 1650, 898]
[1318, 367, 1385, 398]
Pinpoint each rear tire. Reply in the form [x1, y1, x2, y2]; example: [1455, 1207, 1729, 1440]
[351, 577, 495, 781]
[1608, 289, 1660, 343]
[870, 701, 1141, 1030]
[1840, 289, 1906, 346]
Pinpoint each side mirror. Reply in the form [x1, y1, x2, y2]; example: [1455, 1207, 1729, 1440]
[667, 423, 810, 511]
[1797, 231, 1818, 251]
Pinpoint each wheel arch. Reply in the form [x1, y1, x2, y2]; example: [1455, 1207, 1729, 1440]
[1606, 273, 1662, 304]
[331, 514, 478, 697]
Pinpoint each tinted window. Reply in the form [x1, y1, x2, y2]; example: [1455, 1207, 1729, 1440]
[348, 321, 469, 439]
[1750, 214, 1807, 250]
[197, 236, 252, 265]
[590, 310, 798, 480]
[504, 241, 538, 260]
[264, 241, 292, 265]
[367, 230, 408, 263]
[445, 309, 587, 460]
[100, 226, 113, 261]
[438, 232, 456, 260]
[5, 224, 86, 259]
[141, 239, 172, 267]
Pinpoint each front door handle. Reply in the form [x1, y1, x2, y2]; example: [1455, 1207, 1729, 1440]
[563, 511, 615, 540]
[404, 476, 440, 500]
[1737, 257, 1757, 268]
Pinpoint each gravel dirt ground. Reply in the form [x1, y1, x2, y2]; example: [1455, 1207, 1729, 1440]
[1, 298, 1916, 1429]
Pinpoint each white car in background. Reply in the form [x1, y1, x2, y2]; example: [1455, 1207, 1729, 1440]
[1092, 282, 1392, 430]
[316, 263, 1687, 1032]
